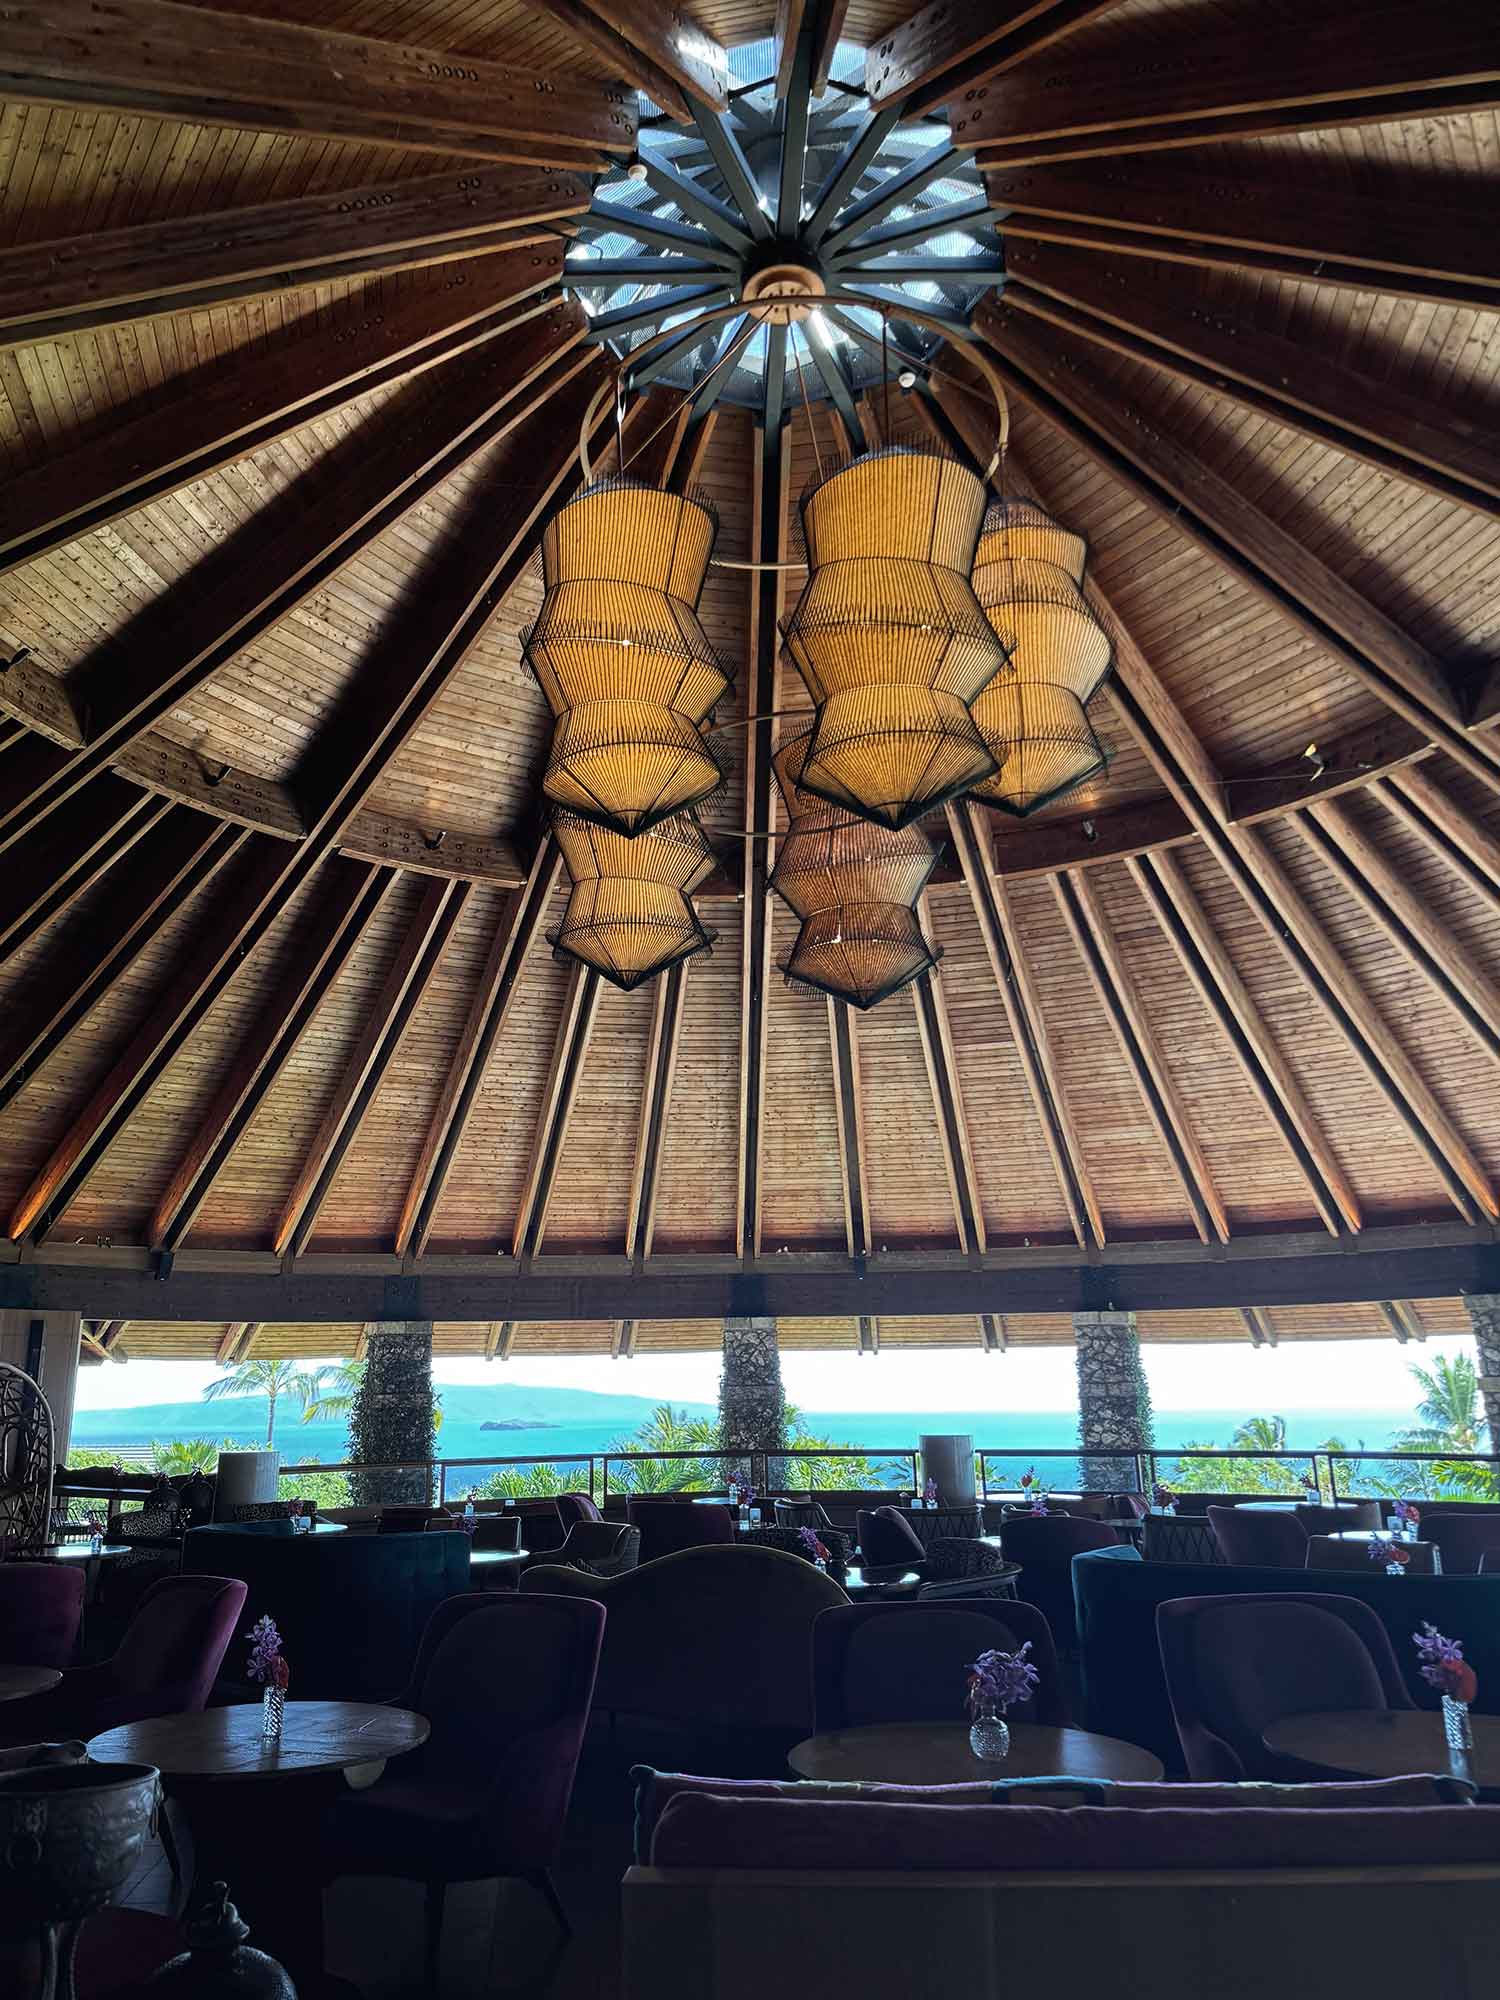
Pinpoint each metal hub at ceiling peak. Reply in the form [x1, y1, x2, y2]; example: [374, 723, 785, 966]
[563, 28, 1006, 452]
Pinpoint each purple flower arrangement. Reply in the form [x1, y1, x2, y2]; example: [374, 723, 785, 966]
[1394, 1498, 1420, 1529]
[799, 1526, 831, 1563]
[246, 1613, 290, 1692]
[923, 1477, 939, 1506]
[1151, 1483, 1175, 1512]
[1368, 1536, 1409, 1569]
[1414, 1623, 1477, 1704]
[737, 1486, 756, 1509]
[966, 1643, 1040, 1719]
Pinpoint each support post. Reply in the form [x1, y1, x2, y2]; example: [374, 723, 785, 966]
[347, 1320, 436, 1507]
[719, 1315, 788, 1490]
[1073, 1309, 1154, 1492]
[1465, 1295, 1500, 1450]
[0, 1310, 81, 1465]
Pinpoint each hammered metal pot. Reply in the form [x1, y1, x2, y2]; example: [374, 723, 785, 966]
[0, 1760, 161, 2000]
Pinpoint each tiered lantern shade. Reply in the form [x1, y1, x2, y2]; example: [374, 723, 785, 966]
[549, 809, 717, 991]
[524, 479, 731, 836]
[769, 728, 939, 1010]
[969, 498, 1113, 817]
[781, 449, 1012, 831]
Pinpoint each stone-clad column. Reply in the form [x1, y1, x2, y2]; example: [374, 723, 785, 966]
[348, 1320, 435, 1506]
[719, 1316, 787, 1485]
[1074, 1310, 1155, 1491]
[1466, 1295, 1500, 1450]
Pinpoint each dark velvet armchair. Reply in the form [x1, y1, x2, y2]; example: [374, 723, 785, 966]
[854, 1506, 928, 1569]
[0, 1562, 85, 1667]
[626, 1498, 736, 1565]
[991, 1515, 1118, 1649]
[1207, 1505, 1308, 1568]
[812, 1599, 1069, 1731]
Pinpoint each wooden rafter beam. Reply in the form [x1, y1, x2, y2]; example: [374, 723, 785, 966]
[612, 1319, 637, 1359]
[1106, 679, 1498, 1224]
[511, 966, 603, 1260]
[485, 1321, 516, 1362]
[397, 838, 563, 1257]
[1379, 767, 1500, 917]
[809, 0, 851, 94]
[566, 1, 727, 114]
[946, 800, 1101, 1248]
[238, 1324, 263, 1360]
[150, 864, 394, 1254]
[989, 798, 1195, 879]
[827, 1000, 872, 1259]
[950, 3, 1500, 163]
[867, 0, 1119, 113]
[216, 1323, 249, 1365]
[985, 165, 1500, 314]
[0, 815, 246, 1118]
[0, 299, 587, 857]
[626, 960, 689, 1263]
[1005, 248, 1500, 518]
[979, 1312, 1007, 1353]
[0, 781, 171, 967]
[1055, 869, 1230, 1247]
[0, 0, 638, 165]
[1242, 1306, 1277, 1349]
[910, 950, 985, 1255]
[1132, 849, 1359, 1238]
[1230, 713, 1432, 827]
[273, 879, 471, 1258]
[974, 303, 1500, 797]
[856, 1314, 880, 1355]
[0, 241, 567, 574]
[774, 0, 808, 97]
[0, 177, 582, 355]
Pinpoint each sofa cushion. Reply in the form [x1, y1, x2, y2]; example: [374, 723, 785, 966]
[647, 1794, 1500, 1872]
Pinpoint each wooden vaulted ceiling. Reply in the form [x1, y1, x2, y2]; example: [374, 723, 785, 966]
[3, 0, 1500, 1342]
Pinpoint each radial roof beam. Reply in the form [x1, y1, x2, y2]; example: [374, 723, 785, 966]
[397, 836, 563, 1258]
[1005, 253, 1500, 518]
[543, 0, 728, 122]
[975, 300, 1500, 797]
[216, 1323, 251, 1365]
[0, 783, 170, 968]
[273, 878, 470, 1258]
[0, 242, 568, 578]
[566, 258, 727, 284]
[693, 103, 774, 240]
[776, 20, 815, 236]
[820, 150, 965, 257]
[827, 1001, 872, 1259]
[1055, 870, 1230, 1247]
[1379, 768, 1500, 917]
[949, 3, 1500, 164]
[0, 301, 590, 857]
[1380, 1300, 1427, 1345]
[511, 966, 603, 1260]
[583, 207, 738, 265]
[803, 107, 903, 243]
[979, 1312, 1007, 1353]
[866, 1, 1122, 114]
[987, 167, 1500, 313]
[627, 960, 689, 1263]
[0, 0, 639, 166]
[583, 283, 737, 341]
[150, 864, 395, 1254]
[639, 159, 755, 256]
[827, 201, 1006, 268]
[910, 960, 986, 1255]
[1241, 1306, 1278, 1349]
[0, 173, 584, 353]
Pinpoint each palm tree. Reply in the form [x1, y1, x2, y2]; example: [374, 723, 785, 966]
[151, 1437, 227, 1474]
[202, 1358, 327, 1448]
[1230, 1415, 1288, 1453]
[301, 1359, 360, 1423]
[1394, 1354, 1487, 1454]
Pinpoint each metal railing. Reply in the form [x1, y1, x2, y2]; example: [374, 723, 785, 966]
[976, 1447, 1144, 1497]
[1328, 1449, 1500, 1504]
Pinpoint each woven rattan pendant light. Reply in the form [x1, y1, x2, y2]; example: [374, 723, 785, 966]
[968, 498, 1112, 816]
[769, 727, 939, 1009]
[525, 478, 730, 836]
[781, 447, 1011, 831]
[549, 809, 717, 991]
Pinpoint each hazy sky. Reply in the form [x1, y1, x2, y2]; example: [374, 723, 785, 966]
[74, 1334, 1467, 1417]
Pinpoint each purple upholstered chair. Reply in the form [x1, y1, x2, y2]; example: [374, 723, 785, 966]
[854, 1506, 928, 1570]
[992, 1515, 1118, 1649]
[813, 1599, 1069, 1731]
[1157, 1592, 1415, 1781]
[1207, 1504, 1309, 1568]
[1424, 1512, 1500, 1575]
[0, 1573, 246, 1740]
[556, 1491, 603, 1529]
[1295, 1501, 1382, 1535]
[626, 1498, 736, 1565]
[0, 1562, 86, 1667]
[322, 1591, 604, 1989]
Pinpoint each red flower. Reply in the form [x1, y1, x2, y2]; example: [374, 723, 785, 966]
[1449, 1661, 1478, 1705]
[271, 1655, 291, 1692]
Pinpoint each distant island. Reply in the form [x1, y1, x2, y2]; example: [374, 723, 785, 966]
[480, 1418, 560, 1432]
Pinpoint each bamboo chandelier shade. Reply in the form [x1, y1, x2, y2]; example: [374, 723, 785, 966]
[524, 479, 731, 836]
[770, 728, 940, 1010]
[969, 498, 1113, 817]
[549, 809, 717, 991]
[782, 448, 1012, 831]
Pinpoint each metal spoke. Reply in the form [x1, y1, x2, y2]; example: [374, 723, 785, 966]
[565, 259, 728, 284]
[849, 261, 1008, 286]
[694, 106, 773, 241]
[584, 284, 736, 341]
[803, 107, 901, 245]
[585, 206, 738, 266]
[819, 140, 962, 257]
[777, 26, 814, 236]
[827, 200, 1004, 266]
[640, 159, 754, 257]
[627, 315, 735, 390]
[802, 323, 867, 452]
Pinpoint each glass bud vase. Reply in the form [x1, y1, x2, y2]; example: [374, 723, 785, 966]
[261, 1685, 286, 1743]
[969, 1705, 1011, 1761]
[1443, 1695, 1474, 1754]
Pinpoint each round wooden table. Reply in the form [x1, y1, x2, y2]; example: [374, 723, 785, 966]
[89, 1702, 428, 1992]
[1263, 1708, 1500, 1797]
[32, 1541, 131, 1563]
[789, 1719, 1164, 1784]
[0, 1663, 61, 1701]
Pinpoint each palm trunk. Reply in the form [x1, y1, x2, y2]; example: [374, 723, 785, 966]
[266, 1387, 276, 1449]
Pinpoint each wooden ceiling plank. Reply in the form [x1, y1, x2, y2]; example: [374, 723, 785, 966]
[950, 2, 1500, 160]
[1136, 848, 1359, 1237]
[626, 958, 689, 1263]
[827, 999, 872, 1259]
[0, 299, 587, 858]
[397, 836, 564, 1257]
[0, 782, 170, 967]
[0, 0, 639, 163]
[0, 241, 568, 574]
[274, 878, 470, 1258]
[510, 965, 604, 1260]
[867, 0, 1121, 113]
[1381, 768, 1500, 912]
[150, 863, 394, 1254]
[1106, 679, 1498, 1223]
[1300, 800, 1500, 1056]
[0, 815, 247, 1118]
[910, 923, 985, 1253]
[1057, 868, 1230, 1247]
[573, 1, 727, 112]
[0, 173, 584, 352]
[1006, 253, 1500, 517]
[946, 800, 1101, 1248]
